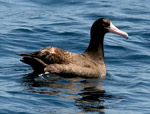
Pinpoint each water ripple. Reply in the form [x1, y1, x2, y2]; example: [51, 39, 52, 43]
[0, 0, 150, 114]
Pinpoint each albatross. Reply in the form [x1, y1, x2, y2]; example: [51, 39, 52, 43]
[19, 18, 128, 78]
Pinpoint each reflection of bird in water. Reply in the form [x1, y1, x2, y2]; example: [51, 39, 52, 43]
[75, 86, 105, 113]
[21, 73, 118, 113]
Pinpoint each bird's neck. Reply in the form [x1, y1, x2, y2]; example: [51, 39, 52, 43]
[84, 30, 105, 61]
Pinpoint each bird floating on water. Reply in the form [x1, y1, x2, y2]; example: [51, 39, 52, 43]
[19, 18, 128, 78]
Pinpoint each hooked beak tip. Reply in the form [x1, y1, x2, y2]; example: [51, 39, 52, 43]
[123, 33, 128, 39]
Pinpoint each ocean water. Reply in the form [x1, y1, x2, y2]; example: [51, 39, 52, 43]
[0, 0, 150, 114]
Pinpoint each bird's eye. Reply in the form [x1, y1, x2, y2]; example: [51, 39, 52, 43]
[102, 23, 109, 27]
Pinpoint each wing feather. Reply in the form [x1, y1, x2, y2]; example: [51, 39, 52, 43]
[19, 47, 73, 65]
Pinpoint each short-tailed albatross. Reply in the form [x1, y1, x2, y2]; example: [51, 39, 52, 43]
[19, 18, 128, 78]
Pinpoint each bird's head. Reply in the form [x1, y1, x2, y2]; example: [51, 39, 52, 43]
[92, 18, 128, 39]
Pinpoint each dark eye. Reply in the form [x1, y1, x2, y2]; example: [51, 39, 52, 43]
[102, 23, 109, 27]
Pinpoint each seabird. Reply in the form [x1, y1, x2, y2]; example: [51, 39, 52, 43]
[19, 18, 128, 78]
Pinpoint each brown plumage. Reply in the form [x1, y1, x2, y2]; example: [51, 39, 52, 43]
[19, 18, 128, 78]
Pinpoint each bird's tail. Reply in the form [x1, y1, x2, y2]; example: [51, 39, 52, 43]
[19, 53, 47, 73]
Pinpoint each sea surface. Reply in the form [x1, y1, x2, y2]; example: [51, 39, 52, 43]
[0, 0, 150, 114]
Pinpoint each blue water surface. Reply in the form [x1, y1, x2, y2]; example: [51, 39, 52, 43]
[0, 0, 150, 114]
